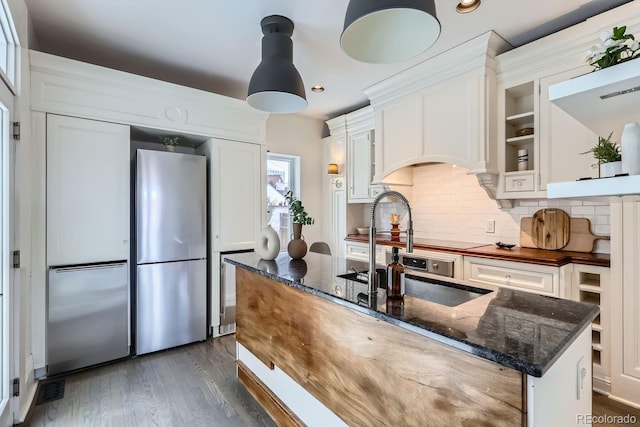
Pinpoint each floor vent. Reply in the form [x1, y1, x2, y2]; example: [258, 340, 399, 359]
[218, 323, 236, 336]
[36, 379, 65, 405]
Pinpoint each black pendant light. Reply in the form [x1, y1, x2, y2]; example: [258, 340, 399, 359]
[247, 15, 307, 114]
[340, 0, 441, 64]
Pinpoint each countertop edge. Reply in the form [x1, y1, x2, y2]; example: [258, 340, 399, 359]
[225, 256, 599, 378]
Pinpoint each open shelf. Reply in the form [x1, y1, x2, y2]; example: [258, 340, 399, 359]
[506, 135, 535, 145]
[506, 111, 534, 126]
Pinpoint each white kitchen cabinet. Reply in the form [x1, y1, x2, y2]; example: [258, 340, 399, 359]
[345, 241, 386, 265]
[347, 129, 375, 202]
[496, 79, 537, 198]
[345, 106, 387, 203]
[46, 114, 130, 266]
[496, 69, 597, 198]
[569, 264, 611, 393]
[610, 197, 640, 407]
[463, 256, 569, 298]
[197, 138, 264, 252]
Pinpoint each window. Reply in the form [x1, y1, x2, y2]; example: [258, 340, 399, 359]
[266, 153, 299, 251]
[0, 0, 17, 92]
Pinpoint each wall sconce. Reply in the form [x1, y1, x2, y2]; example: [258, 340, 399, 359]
[327, 163, 343, 188]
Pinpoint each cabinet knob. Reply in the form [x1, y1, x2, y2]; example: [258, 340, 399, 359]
[123, 239, 128, 244]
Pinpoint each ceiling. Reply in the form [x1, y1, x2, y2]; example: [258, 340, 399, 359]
[23, 0, 633, 121]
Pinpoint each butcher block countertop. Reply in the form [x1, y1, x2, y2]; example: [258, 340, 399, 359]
[345, 234, 610, 268]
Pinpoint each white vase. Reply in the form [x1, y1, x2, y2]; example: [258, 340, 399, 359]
[600, 161, 622, 178]
[256, 225, 280, 260]
[621, 121, 640, 176]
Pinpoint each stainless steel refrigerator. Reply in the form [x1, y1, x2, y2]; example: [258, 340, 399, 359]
[135, 149, 207, 355]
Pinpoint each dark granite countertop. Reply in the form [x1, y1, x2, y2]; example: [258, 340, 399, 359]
[224, 251, 599, 378]
[345, 234, 611, 267]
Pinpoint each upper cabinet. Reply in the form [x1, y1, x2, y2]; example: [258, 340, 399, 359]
[496, 65, 597, 199]
[197, 138, 265, 252]
[365, 32, 510, 183]
[344, 106, 385, 203]
[46, 114, 130, 266]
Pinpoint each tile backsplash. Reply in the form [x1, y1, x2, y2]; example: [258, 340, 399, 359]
[376, 163, 610, 254]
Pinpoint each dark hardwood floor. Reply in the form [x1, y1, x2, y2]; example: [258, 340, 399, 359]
[593, 392, 640, 427]
[25, 335, 275, 426]
[24, 334, 640, 426]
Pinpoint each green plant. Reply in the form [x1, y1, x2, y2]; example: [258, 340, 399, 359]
[284, 191, 314, 225]
[585, 26, 640, 70]
[581, 132, 621, 164]
[159, 135, 180, 147]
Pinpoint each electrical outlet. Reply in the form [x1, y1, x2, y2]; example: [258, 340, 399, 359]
[485, 220, 495, 234]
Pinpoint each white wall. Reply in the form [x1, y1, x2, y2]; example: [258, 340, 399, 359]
[379, 164, 610, 253]
[266, 114, 325, 247]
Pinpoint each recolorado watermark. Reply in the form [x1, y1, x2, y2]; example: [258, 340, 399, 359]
[577, 414, 637, 424]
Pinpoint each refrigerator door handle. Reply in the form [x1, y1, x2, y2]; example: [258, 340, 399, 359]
[50, 261, 127, 272]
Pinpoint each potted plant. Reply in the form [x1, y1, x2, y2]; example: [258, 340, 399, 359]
[159, 135, 180, 152]
[284, 191, 314, 259]
[581, 132, 622, 178]
[585, 26, 640, 71]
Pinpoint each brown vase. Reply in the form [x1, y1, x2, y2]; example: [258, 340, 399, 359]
[390, 223, 400, 241]
[287, 223, 308, 259]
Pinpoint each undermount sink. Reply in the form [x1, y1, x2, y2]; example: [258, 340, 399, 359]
[404, 276, 491, 307]
[338, 271, 491, 307]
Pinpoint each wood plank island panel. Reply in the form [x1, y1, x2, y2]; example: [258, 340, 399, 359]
[236, 268, 525, 427]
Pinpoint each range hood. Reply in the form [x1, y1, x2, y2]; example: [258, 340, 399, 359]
[549, 60, 640, 137]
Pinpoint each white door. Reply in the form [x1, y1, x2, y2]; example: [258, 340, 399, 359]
[46, 115, 130, 266]
[201, 138, 263, 252]
[348, 130, 373, 202]
[0, 58, 15, 427]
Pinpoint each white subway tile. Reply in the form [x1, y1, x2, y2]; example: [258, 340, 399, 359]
[571, 206, 596, 215]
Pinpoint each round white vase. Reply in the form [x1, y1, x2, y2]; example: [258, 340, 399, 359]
[621, 122, 640, 175]
[256, 225, 280, 260]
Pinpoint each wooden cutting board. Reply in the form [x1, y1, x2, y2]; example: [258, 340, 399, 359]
[520, 217, 610, 252]
[530, 208, 570, 250]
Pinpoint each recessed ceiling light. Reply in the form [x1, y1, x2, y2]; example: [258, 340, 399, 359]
[311, 85, 325, 93]
[456, 0, 481, 13]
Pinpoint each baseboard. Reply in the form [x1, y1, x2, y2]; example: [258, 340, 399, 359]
[593, 377, 611, 395]
[608, 394, 640, 410]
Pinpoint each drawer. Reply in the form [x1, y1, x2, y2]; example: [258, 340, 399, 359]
[466, 260, 556, 296]
[345, 243, 368, 262]
[504, 173, 534, 192]
[345, 242, 386, 264]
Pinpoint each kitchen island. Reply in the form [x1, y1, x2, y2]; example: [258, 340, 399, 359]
[225, 251, 598, 427]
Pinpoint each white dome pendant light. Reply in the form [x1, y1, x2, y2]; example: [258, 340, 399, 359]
[340, 0, 441, 64]
[247, 15, 307, 114]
